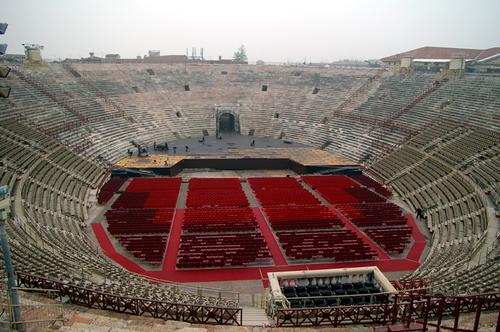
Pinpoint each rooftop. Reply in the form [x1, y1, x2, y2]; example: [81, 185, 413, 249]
[381, 46, 500, 62]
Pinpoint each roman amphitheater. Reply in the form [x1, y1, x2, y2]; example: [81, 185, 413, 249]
[0, 58, 498, 331]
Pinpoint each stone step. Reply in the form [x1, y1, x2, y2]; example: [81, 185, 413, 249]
[57, 308, 196, 331]
[240, 180, 260, 208]
[176, 181, 189, 208]
[242, 306, 272, 326]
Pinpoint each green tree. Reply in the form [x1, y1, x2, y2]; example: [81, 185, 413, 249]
[233, 45, 248, 62]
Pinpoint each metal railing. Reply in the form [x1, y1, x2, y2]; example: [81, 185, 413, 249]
[274, 292, 499, 330]
[17, 272, 243, 326]
[121, 270, 242, 306]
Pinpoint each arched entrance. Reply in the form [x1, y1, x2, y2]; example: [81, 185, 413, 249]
[215, 105, 240, 135]
[218, 113, 236, 133]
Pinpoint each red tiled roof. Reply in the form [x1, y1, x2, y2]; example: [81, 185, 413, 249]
[381, 46, 483, 61]
[475, 47, 500, 61]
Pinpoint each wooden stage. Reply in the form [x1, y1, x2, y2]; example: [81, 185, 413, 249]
[115, 147, 355, 169]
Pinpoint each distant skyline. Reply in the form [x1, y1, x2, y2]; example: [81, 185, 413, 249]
[1, 0, 499, 63]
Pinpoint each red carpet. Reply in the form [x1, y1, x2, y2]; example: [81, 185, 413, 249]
[93, 220, 420, 283]
[162, 209, 184, 268]
[91, 223, 146, 274]
[328, 206, 390, 260]
[406, 213, 426, 241]
[92, 207, 425, 284]
[405, 213, 427, 262]
[406, 242, 426, 262]
[253, 208, 288, 266]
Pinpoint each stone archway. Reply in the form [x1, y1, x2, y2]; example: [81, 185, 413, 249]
[218, 113, 236, 133]
[215, 105, 240, 135]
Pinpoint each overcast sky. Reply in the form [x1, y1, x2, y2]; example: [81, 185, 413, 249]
[1, 0, 499, 63]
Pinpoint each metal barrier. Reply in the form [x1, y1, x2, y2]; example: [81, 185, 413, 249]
[17, 273, 243, 326]
[275, 292, 499, 330]
[0, 284, 64, 331]
[15, 273, 499, 329]
[124, 270, 242, 306]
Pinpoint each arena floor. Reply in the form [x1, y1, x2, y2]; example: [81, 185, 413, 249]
[91, 211, 426, 287]
[90, 169, 428, 287]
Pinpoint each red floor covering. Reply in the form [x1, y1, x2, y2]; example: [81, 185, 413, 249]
[252, 208, 288, 266]
[162, 209, 183, 268]
[92, 208, 427, 284]
[405, 213, 428, 262]
[91, 223, 146, 275]
[328, 206, 390, 260]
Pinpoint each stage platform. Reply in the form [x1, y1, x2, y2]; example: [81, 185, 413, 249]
[115, 135, 355, 169]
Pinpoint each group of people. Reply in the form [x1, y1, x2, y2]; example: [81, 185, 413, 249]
[415, 208, 427, 220]
[127, 146, 148, 157]
[153, 142, 169, 151]
[144, 136, 258, 157]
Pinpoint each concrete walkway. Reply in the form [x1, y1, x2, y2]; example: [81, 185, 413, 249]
[241, 306, 273, 326]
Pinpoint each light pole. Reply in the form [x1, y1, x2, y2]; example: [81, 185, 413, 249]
[0, 191, 24, 331]
[0, 22, 22, 330]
